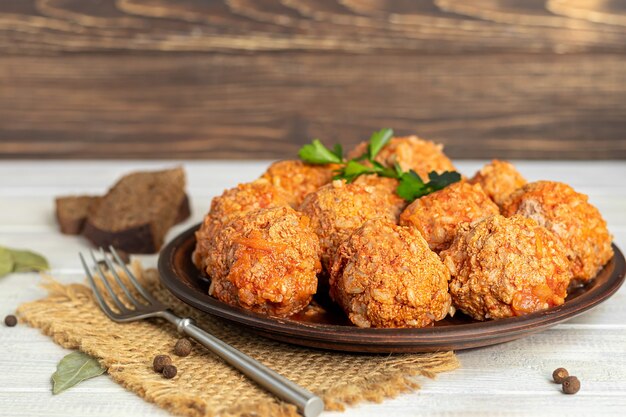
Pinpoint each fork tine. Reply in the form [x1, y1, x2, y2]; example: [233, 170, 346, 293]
[89, 249, 129, 313]
[80, 253, 119, 319]
[108, 246, 159, 305]
[99, 248, 144, 309]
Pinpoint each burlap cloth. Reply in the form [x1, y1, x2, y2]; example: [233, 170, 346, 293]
[17, 261, 459, 417]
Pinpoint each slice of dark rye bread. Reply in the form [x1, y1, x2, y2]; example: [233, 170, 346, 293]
[55, 195, 102, 235]
[81, 167, 190, 253]
[55, 194, 190, 236]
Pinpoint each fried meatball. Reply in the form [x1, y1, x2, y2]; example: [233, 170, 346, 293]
[192, 179, 290, 272]
[502, 181, 613, 281]
[399, 181, 499, 252]
[260, 160, 338, 207]
[299, 180, 397, 270]
[330, 219, 451, 328]
[348, 136, 456, 181]
[352, 175, 407, 219]
[205, 206, 321, 317]
[469, 160, 527, 208]
[440, 215, 572, 320]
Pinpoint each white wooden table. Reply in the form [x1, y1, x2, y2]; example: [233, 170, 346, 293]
[1, 160, 625, 417]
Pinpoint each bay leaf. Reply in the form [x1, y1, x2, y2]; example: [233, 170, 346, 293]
[10, 248, 49, 272]
[51, 351, 106, 395]
[0, 247, 14, 277]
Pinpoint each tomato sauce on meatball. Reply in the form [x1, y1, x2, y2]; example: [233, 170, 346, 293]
[502, 181, 613, 282]
[469, 159, 527, 209]
[205, 206, 321, 317]
[330, 219, 451, 328]
[260, 160, 338, 208]
[400, 181, 499, 253]
[299, 180, 397, 270]
[192, 179, 290, 273]
[352, 175, 407, 219]
[440, 215, 572, 320]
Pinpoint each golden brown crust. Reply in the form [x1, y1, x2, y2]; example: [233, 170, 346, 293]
[192, 179, 290, 272]
[440, 215, 573, 320]
[330, 219, 451, 328]
[399, 181, 499, 252]
[84, 167, 186, 253]
[469, 160, 527, 208]
[298, 180, 397, 270]
[204, 206, 321, 317]
[347, 136, 456, 181]
[352, 175, 407, 219]
[55, 195, 101, 235]
[260, 160, 338, 207]
[501, 181, 613, 281]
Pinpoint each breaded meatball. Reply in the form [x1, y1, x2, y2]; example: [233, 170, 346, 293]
[330, 219, 451, 328]
[502, 181, 613, 281]
[469, 160, 527, 208]
[440, 215, 572, 320]
[348, 136, 456, 181]
[352, 175, 407, 219]
[205, 206, 321, 317]
[399, 181, 499, 252]
[192, 179, 290, 272]
[260, 160, 338, 207]
[299, 180, 397, 270]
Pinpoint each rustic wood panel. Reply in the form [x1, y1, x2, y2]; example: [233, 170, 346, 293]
[0, 0, 625, 159]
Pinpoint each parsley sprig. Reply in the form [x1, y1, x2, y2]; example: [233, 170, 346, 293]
[298, 128, 461, 202]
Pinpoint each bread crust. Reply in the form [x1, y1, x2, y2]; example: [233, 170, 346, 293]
[82, 167, 187, 253]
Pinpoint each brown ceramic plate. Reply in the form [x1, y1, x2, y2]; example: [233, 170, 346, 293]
[158, 223, 626, 353]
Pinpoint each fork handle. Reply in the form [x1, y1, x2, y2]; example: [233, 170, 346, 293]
[161, 312, 324, 417]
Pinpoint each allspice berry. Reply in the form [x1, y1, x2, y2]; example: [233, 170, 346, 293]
[552, 367, 569, 384]
[4, 315, 17, 327]
[162, 365, 178, 379]
[562, 376, 580, 394]
[174, 338, 192, 357]
[153, 355, 172, 373]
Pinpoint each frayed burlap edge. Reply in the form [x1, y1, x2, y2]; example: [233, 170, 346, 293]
[18, 270, 459, 417]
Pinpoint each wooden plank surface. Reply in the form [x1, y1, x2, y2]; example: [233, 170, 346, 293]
[0, 160, 625, 416]
[1, 0, 626, 160]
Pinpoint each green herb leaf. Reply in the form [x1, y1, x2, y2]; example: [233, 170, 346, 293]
[396, 170, 427, 201]
[10, 248, 49, 272]
[0, 246, 49, 277]
[298, 139, 343, 165]
[370, 161, 397, 178]
[393, 161, 404, 177]
[396, 170, 461, 202]
[332, 143, 344, 161]
[337, 160, 377, 182]
[426, 171, 462, 192]
[52, 352, 106, 395]
[0, 247, 14, 277]
[298, 129, 461, 202]
[368, 128, 393, 160]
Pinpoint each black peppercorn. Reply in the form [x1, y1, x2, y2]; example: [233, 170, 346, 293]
[162, 365, 178, 379]
[552, 367, 569, 384]
[174, 338, 192, 357]
[153, 355, 172, 373]
[562, 376, 580, 394]
[4, 315, 17, 327]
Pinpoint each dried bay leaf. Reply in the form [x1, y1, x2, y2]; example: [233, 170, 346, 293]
[0, 247, 14, 277]
[52, 351, 106, 395]
[0, 245, 49, 277]
[10, 248, 49, 272]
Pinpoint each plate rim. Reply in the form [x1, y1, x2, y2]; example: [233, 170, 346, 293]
[158, 223, 626, 347]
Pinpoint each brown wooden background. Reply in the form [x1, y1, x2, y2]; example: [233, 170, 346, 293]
[1, 0, 625, 159]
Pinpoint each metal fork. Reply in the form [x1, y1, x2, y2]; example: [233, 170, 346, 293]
[79, 246, 324, 417]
